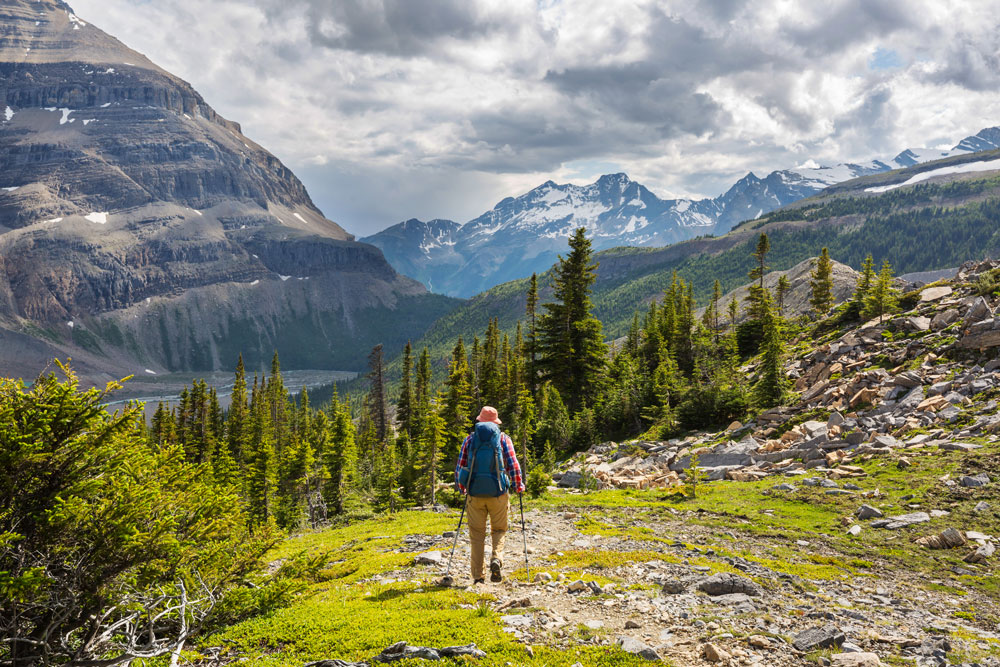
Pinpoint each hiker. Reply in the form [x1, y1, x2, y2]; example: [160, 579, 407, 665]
[454, 406, 525, 583]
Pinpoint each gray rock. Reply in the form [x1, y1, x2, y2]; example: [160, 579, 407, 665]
[827, 411, 846, 427]
[930, 308, 960, 330]
[907, 316, 931, 332]
[371, 642, 441, 663]
[856, 505, 884, 520]
[793, 625, 846, 652]
[439, 645, 488, 659]
[558, 471, 582, 488]
[960, 473, 990, 488]
[500, 614, 533, 627]
[710, 593, 756, 612]
[616, 637, 661, 661]
[964, 296, 993, 326]
[587, 580, 604, 595]
[871, 512, 930, 529]
[772, 483, 797, 492]
[938, 442, 981, 452]
[974, 501, 991, 513]
[661, 580, 688, 594]
[697, 572, 763, 597]
[414, 551, 443, 566]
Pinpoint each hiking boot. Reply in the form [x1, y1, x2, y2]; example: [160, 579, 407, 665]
[490, 559, 503, 583]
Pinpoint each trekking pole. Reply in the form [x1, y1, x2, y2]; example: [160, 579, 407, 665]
[441, 494, 467, 587]
[518, 492, 529, 580]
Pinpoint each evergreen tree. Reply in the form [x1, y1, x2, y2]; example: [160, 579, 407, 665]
[809, 247, 834, 317]
[422, 398, 447, 505]
[442, 337, 474, 467]
[535, 228, 608, 412]
[853, 253, 876, 307]
[863, 259, 900, 323]
[776, 275, 790, 317]
[397, 341, 414, 440]
[325, 400, 358, 515]
[746, 233, 771, 321]
[754, 295, 788, 408]
[367, 344, 390, 445]
[727, 297, 738, 330]
[526, 272, 539, 396]
[228, 354, 249, 466]
[246, 377, 276, 526]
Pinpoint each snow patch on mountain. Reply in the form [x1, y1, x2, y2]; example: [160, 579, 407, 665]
[866, 157, 1000, 193]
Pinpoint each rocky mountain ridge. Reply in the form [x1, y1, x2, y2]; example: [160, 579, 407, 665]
[363, 127, 1000, 297]
[0, 0, 458, 380]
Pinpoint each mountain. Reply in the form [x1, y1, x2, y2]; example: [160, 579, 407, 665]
[0, 0, 458, 381]
[398, 148, 1000, 376]
[363, 127, 1000, 298]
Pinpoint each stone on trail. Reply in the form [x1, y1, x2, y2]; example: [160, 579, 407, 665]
[960, 473, 990, 488]
[567, 579, 588, 593]
[702, 643, 730, 663]
[748, 635, 772, 649]
[533, 571, 553, 583]
[847, 524, 862, 536]
[793, 625, 846, 652]
[625, 619, 642, 629]
[831, 653, 883, 667]
[915, 528, 967, 549]
[710, 593, 756, 612]
[974, 501, 991, 513]
[697, 572, 763, 597]
[616, 636, 661, 661]
[964, 541, 996, 564]
[414, 550, 443, 565]
[920, 285, 952, 301]
[661, 580, 687, 594]
[871, 512, 930, 529]
[938, 442, 981, 452]
[584, 620, 604, 630]
[501, 614, 533, 627]
[856, 504, 884, 520]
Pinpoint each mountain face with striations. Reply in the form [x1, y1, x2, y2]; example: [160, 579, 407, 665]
[0, 0, 457, 380]
[363, 126, 1000, 298]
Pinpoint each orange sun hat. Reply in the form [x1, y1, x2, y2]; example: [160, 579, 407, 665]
[476, 406, 502, 424]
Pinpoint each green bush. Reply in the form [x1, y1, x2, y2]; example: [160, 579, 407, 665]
[526, 468, 552, 498]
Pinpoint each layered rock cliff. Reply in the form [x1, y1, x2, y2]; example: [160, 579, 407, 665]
[0, 0, 458, 379]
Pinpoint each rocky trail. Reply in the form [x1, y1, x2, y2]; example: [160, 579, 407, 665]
[372, 262, 1000, 667]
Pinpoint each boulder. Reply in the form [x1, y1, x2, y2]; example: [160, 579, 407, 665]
[558, 471, 582, 488]
[856, 505, 884, 520]
[697, 572, 762, 597]
[661, 580, 688, 594]
[963, 296, 993, 326]
[931, 309, 959, 330]
[702, 643, 730, 663]
[793, 625, 846, 652]
[915, 528, 968, 549]
[414, 551, 443, 566]
[964, 541, 995, 564]
[871, 512, 930, 529]
[616, 637, 661, 661]
[919, 286, 952, 301]
[961, 473, 990, 488]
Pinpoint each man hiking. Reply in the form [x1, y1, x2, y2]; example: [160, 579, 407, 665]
[454, 406, 525, 584]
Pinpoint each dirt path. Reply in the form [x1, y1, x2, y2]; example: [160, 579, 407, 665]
[388, 503, 999, 666]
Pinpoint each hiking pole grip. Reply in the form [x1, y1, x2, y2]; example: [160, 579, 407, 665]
[519, 492, 528, 580]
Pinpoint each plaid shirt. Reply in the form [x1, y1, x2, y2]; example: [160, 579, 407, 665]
[454, 429, 525, 494]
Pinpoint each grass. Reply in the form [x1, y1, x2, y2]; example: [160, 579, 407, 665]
[191, 510, 665, 666]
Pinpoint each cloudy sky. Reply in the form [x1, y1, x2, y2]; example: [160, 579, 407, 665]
[72, 0, 1000, 236]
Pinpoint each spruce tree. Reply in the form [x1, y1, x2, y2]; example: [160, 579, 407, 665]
[535, 227, 608, 412]
[397, 341, 414, 440]
[526, 272, 539, 396]
[228, 354, 249, 466]
[367, 344, 390, 445]
[776, 275, 790, 317]
[325, 400, 358, 515]
[727, 297, 738, 330]
[864, 259, 900, 323]
[852, 254, 876, 308]
[809, 247, 834, 317]
[754, 294, 788, 408]
[746, 233, 771, 321]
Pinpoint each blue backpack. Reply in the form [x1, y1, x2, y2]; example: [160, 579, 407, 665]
[458, 422, 510, 497]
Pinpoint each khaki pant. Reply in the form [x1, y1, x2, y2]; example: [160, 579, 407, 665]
[466, 492, 509, 580]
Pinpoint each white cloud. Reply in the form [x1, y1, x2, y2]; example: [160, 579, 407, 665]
[69, 0, 1000, 235]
